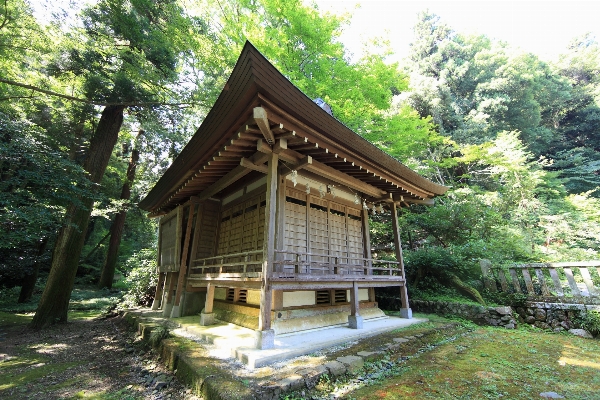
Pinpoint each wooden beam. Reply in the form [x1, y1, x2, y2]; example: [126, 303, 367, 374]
[240, 157, 268, 174]
[278, 148, 385, 198]
[254, 107, 275, 144]
[278, 155, 312, 177]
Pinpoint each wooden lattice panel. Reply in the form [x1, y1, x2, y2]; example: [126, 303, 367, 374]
[329, 202, 347, 261]
[195, 200, 219, 260]
[284, 188, 308, 269]
[347, 208, 363, 265]
[309, 195, 329, 264]
[159, 213, 178, 270]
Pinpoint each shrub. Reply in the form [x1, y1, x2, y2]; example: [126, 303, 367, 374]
[120, 248, 157, 308]
[580, 310, 600, 337]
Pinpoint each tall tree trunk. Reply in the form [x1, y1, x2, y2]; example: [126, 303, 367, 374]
[30, 105, 124, 329]
[98, 133, 141, 289]
[18, 237, 49, 303]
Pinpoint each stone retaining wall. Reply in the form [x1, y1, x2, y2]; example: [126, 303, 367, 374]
[410, 300, 517, 329]
[514, 302, 600, 332]
[410, 299, 600, 333]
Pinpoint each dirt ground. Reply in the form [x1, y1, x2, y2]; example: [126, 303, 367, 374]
[0, 312, 200, 400]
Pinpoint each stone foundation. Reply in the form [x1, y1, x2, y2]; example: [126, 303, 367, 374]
[212, 301, 385, 334]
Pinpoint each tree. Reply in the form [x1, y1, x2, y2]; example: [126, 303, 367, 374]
[31, 0, 204, 328]
[98, 130, 141, 289]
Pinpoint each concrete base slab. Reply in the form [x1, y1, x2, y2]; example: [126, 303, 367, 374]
[400, 308, 413, 319]
[348, 315, 363, 329]
[171, 314, 427, 369]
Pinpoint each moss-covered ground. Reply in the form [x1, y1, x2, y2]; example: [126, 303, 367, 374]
[346, 322, 600, 399]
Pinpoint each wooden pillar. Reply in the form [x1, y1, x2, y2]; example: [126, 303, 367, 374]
[152, 214, 165, 310]
[163, 206, 183, 317]
[348, 281, 363, 329]
[391, 202, 412, 318]
[151, 272, 166, 310]
[171, 203, 196, 317]
[256, 150, 279, 349]
[200, 283, 215, 325]
[361, 207, 372, 270]
[162, 272, 177, 317]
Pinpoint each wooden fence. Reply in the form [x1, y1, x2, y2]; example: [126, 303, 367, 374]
[480, 260, 600, 304]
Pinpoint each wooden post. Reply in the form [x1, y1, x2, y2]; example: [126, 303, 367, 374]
[348, 281, 363, 329]
[151, 272, 166, 310]
[391, 202, 411, 318]
[152, 214, 164, 310]
[171, 203, 196, 317]
[163, 206, 183, 317]
[200, 283, 215, 325]
[256, 149, 279, 349]
[162, 272, 176, 317]
[361, 207, 372, 271]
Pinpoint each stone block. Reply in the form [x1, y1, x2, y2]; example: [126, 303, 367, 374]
[534, 309, 547, 321]
[199, 312, 215, 326]
[525, 316, 535, 324]
[295, 366, 327, 389]
[393, 338, 409, 343]
[534, 321, 551, 330]
[169, 305, 181, 318]
[400, 308, 413, 319]
[356, 351, 380, 362]
[324, 360, 346, 377]
[348, 315, 364, 329]
[277, 374, 305, 391]
[568, 329, 593, 339]
[254, 329, 275, 349]
[336, 356, 364, 374]
[494, 306, 513, 315]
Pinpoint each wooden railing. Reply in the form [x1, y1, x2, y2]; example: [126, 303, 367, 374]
[189, 250, 263, 275]
[481, 260, 600, 304]
[188, 249, 403, 278]
[273, 250, 403, 277]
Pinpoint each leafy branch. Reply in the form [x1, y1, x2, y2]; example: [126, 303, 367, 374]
[0, 78, 203, 107]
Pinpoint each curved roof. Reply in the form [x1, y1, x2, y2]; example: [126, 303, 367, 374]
[139, 42, 447, 214]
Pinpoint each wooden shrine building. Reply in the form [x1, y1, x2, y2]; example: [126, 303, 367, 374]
[138, 42, 447, 349]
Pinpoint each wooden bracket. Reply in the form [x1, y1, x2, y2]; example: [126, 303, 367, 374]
[273, 137, 287, 154]
[278, 155, 312, 177]
[256, 139, 273, 154]
[254, 107, 275, 144]
[241, 157, 269, 174]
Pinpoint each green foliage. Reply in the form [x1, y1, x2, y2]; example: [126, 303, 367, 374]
[120, 248, 157, 308]
[580, 310, 600, 337]
[0, 113, 97, 284]
[482, 290, 528, 308]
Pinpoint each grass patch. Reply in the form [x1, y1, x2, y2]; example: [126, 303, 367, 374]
[0, 359, 81, 393]
[349, 326, 600, 399]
